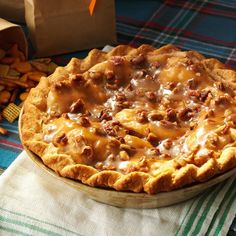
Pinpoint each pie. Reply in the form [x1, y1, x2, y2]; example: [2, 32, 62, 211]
[20, 44, 236, 194]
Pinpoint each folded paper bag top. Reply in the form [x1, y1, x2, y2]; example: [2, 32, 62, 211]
[24, 0, 117, 57]
[0, 18, 28, 58]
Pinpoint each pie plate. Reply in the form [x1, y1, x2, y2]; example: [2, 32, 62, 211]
[19, 109, 236, 209]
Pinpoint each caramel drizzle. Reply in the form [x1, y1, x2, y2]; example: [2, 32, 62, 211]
[44, 53, 236, 175]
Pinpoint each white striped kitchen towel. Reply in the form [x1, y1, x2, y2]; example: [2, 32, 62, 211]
[0, 151, 235, 236]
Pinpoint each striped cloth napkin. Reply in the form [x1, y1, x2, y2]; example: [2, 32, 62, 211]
[0, 151, 235, 236]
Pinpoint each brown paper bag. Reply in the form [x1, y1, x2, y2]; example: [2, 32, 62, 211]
[0, 0, 25, 23]
[0, 18, 28, 58]
[24, 0, 117, 57]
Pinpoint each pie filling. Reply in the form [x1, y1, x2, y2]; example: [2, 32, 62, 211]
[42, 52, 236, 177]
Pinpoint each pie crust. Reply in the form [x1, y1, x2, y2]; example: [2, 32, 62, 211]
[21, 44, 236, 194]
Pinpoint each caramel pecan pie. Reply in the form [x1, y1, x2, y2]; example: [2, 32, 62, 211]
[21, 44, 236, 194]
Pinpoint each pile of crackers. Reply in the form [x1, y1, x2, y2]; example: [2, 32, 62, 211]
[0, 44, 57, 135]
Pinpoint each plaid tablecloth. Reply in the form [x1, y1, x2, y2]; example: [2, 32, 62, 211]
[0, 0, 236, 234]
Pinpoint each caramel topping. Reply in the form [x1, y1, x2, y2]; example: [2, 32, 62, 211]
[44, 52, 236, 175]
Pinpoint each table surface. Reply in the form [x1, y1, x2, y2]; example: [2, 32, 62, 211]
[0, 0, 235, 234]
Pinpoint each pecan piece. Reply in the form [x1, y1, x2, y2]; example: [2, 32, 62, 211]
[70, 99, 84, 113]
[166, 108, 177, 122]
[81, 145, 94, 162]
[147, 132, 159, 145]
[71, 74, 85, 86]
[120, 144, 136, 155]
[105, 83, 118, 90]
[99, 110, 112, 121]
[188, 90, 200, 98]
[149, 112, 164, 121]
[163, 139, 172, 149]
[187, 78, 198, 90]
[131, 54, 145, 65]
[166, 82, 177, 90]
[136, 110, 148, 123]
[149, 147, 161, 156]
[53, 132, 68, 146]
[145, 91, 156, 102]
[178, 108, 193, 121]
[61, 113, 69, 119]
[106, 70, 115, 81]
[109, 137, 121, 147]
[78, 116, 90, 127]
[199, 90, 210, 102]
[215, 95, 231, 105]
[115, 92, 126, 102]
[103, 122, 117, 136]
[160, 120, 177, 129]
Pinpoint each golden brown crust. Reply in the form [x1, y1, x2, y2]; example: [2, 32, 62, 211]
[21, 44, 236, 194]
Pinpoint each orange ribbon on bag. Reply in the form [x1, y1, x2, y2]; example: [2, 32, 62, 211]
[89, 0, 97, 16]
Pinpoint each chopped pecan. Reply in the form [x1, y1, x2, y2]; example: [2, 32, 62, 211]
[151, 61, 160, 68]
[215, 95, 231, 105]
[115, 92, 126, 102]
[217, 82, 234, 96]
[188, 90, 200, 98]
[94, 127, 107, 136]
[131, 54, 145, 65]
[125, 83, 133, 91]
[120, 143, 136, 155]
[205, 133, 219, 149]
[136, 110, 148, 123]
[159, 153, 171, 160]
[77, 116, 90, 127]
[149, 112, 164, 121]
[163, 139, 172, 149]
[61, 113, 69, 119]
[166, 82, 177, 90]
[53, 132, 68, 146]
[111, 120, 121, 126]
[133, 70, 147, 79]
[109, 137, 121, 147]
[117, 136, 125, 143]
[110, 56, 124, 66]
[106, 70, 115, 81]
[160, 120, 177, 129]
[105, 83, 118, 90]
[145, 91, 156, 102]
[103, 122, 117, 136]
[178, 108, 193, 121]
[187, 78, 198, 90]
[99, 110, 112, 121]
[81, 145, 94, 162]
[145, 74, 153, 81]
[147, 132, 159, 144]
[70, 99, 84, 113]
[199, 90, 210, 102]
[116, 101, 130, 111]
[166, 108, 177, 122]
[71, 74, 85, 86]
[149, 147, 161, 156]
